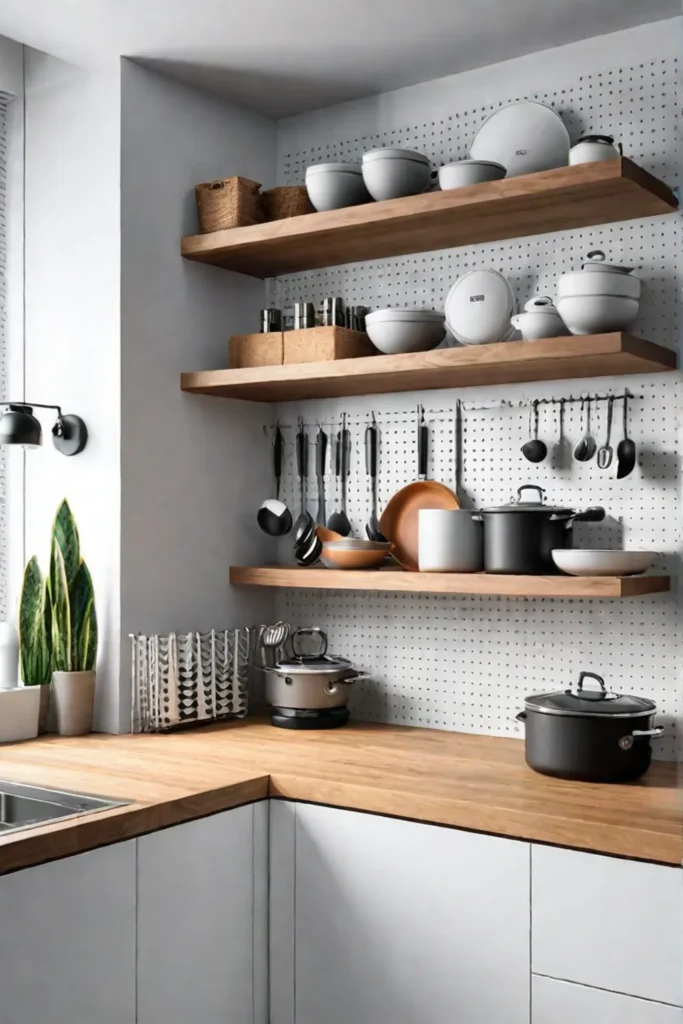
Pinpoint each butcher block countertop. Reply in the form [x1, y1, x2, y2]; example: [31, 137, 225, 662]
[0, 719, 680, 874]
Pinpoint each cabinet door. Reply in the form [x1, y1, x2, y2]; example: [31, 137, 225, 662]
[532, 846, 683, 1005]
[0, 841, 136, 1024]
[137, 802, 265, 1024]
[532, 975, 683, 1024]
[294, 803, 530, 1024]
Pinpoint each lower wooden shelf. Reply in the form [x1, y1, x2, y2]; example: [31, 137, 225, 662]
[229, 566, 670, 598]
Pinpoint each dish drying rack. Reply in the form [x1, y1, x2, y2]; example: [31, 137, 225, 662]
[130, 629, 252, 733]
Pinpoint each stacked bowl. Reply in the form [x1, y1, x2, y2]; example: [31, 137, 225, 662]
[365, 308, 445, 355]
[557, 250, 641, 335]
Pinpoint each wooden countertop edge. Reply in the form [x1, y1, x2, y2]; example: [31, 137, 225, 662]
[268, 775, 682, 865]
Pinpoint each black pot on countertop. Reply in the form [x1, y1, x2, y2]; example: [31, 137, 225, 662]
[474, 485, 605, 574]
[517, 671, 664, 783]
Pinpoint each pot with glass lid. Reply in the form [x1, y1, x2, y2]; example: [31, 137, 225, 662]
[516, 671, 664, 782]
[263, 628, 369, 710]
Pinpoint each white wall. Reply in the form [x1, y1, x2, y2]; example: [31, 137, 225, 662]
[24, 50, 121, 730]
[120, 60, 277, 721]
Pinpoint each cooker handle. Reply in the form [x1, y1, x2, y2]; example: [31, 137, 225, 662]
[632, 726, 665, 739]
[325, 672, 371, 695]
[576, 671, 606, 693]
[515, 711, 527, 723]
[570, 506, 606, 524]
[516, 484, 545, 505]
[291, 627, 328, 658]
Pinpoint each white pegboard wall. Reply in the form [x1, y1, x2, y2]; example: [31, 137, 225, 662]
[267, 53, 682, 757]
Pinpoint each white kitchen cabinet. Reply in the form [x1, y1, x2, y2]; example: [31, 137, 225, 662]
[291, 802, 530, 1024]
[532, 845, 683, 1005]
[532, 975, 683, 1024]
[137, 801, 268, 1024]
[0, 841, 136, 1024]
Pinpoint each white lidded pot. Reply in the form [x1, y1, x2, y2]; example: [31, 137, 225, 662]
[510, 296, 567, 341]
[569, 134, 622, 165]
[558, 250, 642, 301]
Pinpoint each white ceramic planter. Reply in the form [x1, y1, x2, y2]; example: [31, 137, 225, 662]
[52, 670, 95, 736]
[0, 686, 40, 743]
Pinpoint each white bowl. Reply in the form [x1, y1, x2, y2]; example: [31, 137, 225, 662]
[305, 162, 370, 211]
[551, 550, 656, 576]
[361, 148, 432, 201]
[438, 160, 506, 190]
[366, 308, 443, 324]
[366, 318, 446, 355]
[510, 310, 567, 340]
[558, 270, 641, 300]
[556, 294, 639, 335]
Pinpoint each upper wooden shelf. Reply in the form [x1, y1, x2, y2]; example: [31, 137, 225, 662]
[181, 159, 677, 278]
[181, 333, 676, 402]
[230, 566, 670, 599]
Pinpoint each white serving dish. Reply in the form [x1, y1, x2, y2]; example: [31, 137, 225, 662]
[366, 308, 443, 324]
[305, 162, 370, 211]
[556, 294, 639, 335]
[366, 316, 446, 355]
[0, 685, 40, 743]
[361, 148, 432, 201]
[470, 100, 570, 177]
[445, 268, 515, 345]
[438, 160, 506, 190]
[552, 550, 656, 577]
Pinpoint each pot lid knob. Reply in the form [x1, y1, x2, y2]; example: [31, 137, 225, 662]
[291, 627, 328, 660]
[570, 670, 607, 701]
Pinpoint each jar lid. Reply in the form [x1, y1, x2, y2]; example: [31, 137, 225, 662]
[525, 671, 657, 718]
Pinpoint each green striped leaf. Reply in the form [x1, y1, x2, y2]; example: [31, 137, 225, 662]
[19, 556, 52, 685]
[50, 499, 80, 594]
[70, 560, 97, 672]
[50, 542, 72, 672]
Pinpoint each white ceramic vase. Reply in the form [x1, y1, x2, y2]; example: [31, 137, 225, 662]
[0, 687, 41, 743]
[52, 670, 95, 736]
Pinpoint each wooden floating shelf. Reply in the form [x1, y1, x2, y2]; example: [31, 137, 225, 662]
[181, 333, 676, 402]
[229, 566, 670, 599]
[181, 159, 677, 278]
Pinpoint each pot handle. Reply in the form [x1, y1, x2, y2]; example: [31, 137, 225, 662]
[515, 711, 527, 723]
[291, 627, 328, 658]
[632, 726, 665, 739]
[516, 484, 545, 505]
[576, 671, 606, 694]
[570, 506, 606, 524]
[325, 672, 371, 695]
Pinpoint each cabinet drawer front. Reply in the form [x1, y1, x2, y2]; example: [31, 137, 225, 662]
[532, 846, 683, 1005]
[532, 976, 683, 1024]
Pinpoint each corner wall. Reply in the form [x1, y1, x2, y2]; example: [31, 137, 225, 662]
[119, 61, 277, 724]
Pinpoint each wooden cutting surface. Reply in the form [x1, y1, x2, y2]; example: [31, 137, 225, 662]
[0, 719, 680, 873]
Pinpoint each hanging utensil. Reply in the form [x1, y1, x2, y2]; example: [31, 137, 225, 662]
[315, 427, 328, 526]
[574, 396, 596, 462]
[293, 418, 315, 547]
[417, 405, 429, 481]
[597, 395, 615, 470]
[616, 394, 636, 479]
[365, 414, 386, 542]
[327, 415, 351, 536]
[521, 400, 547, 463]
[257, 423, 293, 536]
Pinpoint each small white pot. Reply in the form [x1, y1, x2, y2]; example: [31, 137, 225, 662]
[52, 670, 96, 736]
[511, 296, 566, 340]
[0, 686, 40, 743]
[569, 135, 622, 165]
[418, 509, 484, 572]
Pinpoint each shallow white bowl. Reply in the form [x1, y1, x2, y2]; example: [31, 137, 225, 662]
[366, 318, 446, 354]
[551, 549, 656, 576]
[305, 162, 370, 211]
[366, 308, 443, 324]
[558, 270, 641, 300]
[438, 160, 506, 189]
[361, 149, 432, 201]
[556, 294, 639, 335]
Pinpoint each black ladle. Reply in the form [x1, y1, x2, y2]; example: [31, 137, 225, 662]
[257, 423, 293, 536]
[521, 400, 547, 463]
[365, 416, 388, 542]
[616, 394, 636, 479]
[293, 418, 315, 542]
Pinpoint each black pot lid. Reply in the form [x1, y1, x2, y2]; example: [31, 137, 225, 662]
[481, 485, 574, 516]
[525, 672, 656, 719]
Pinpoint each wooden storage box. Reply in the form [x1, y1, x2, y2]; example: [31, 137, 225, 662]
[283, 326, 374, 364]
[228, 332, 283, 369]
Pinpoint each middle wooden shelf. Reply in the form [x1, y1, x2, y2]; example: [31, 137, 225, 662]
[181, 332, 676, 402]
[229, 566, 670, 599]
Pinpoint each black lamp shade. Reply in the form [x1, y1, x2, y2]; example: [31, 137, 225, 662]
[0, 405, 42, 448]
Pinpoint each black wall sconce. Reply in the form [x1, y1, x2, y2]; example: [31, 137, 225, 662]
[0, 403, 88, 456]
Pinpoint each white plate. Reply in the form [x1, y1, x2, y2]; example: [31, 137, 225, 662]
[551, 550, 656, 577]
[444, 269, 515, 346]
[470, 101, 570, 177]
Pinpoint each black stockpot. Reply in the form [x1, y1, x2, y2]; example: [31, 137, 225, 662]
[475, 485, 605, 574]
[517, 671, 664, 783]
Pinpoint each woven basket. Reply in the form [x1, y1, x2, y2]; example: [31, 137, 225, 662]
[261, 185, 315, 221]
[194, 176, 263, 233]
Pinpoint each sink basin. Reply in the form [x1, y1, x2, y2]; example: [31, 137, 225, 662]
[0, 781, 128, 835]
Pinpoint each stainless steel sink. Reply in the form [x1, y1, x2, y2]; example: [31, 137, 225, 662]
[0, 781, 128, 835]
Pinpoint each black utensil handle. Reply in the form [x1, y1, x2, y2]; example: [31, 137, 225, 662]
[365, 424, 378, 477]
[418, 422, 429, 477]
[335, 432, 342, 477]
[573, 506, 606, 523]
[296, 429, 307, 480]
[274, 426, 284, 498]
[316, 429, 327, 477]
[340, 428, 351, 479]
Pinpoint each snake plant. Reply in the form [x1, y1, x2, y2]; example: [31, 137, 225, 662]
[18, 499, 98, 681]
